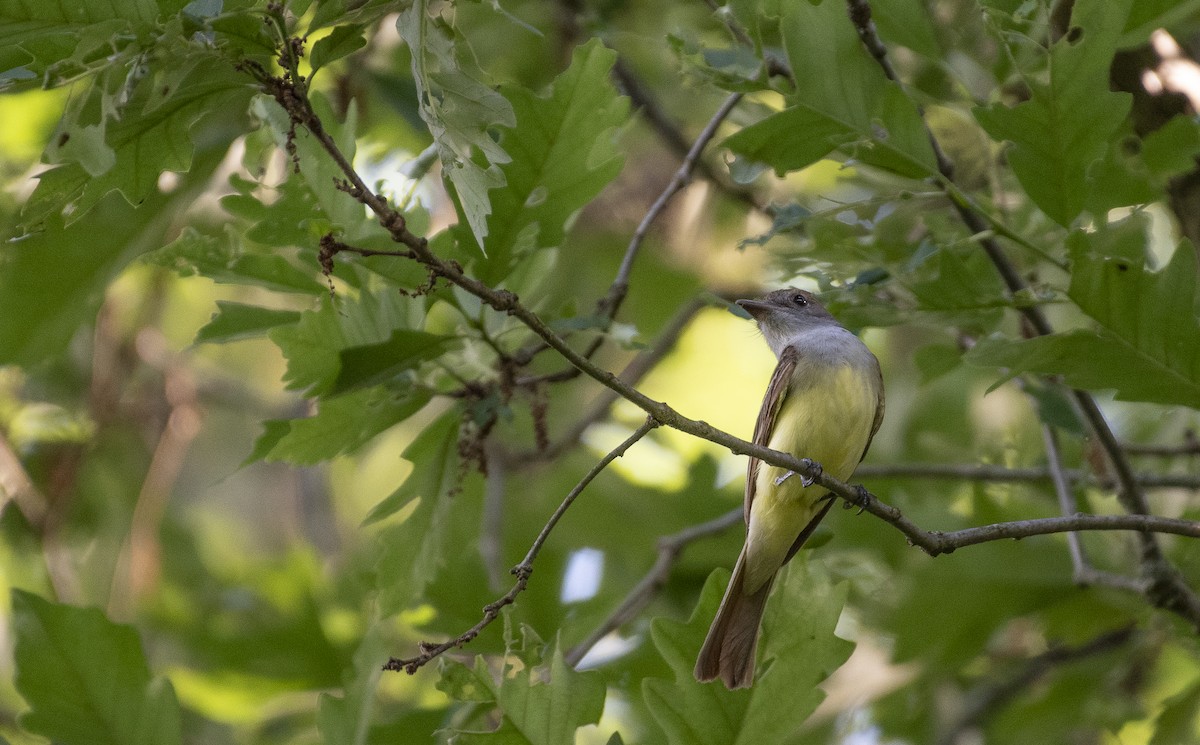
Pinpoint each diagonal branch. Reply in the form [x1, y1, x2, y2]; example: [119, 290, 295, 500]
[383, 417, 659, 673]
[1042, 425, 1149, 593]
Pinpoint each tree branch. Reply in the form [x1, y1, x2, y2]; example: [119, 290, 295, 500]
[1042, 425, 1151, 593]
[383, 417, 658, 673]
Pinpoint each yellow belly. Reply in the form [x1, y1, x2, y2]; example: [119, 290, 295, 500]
[743, 363, 878, 591]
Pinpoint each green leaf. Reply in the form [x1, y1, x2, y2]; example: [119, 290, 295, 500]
[472, 38, 628, 283]
[269, 290, 418, 396]
[766, 0, 936, 179]
[195, 301, 303, 344]
[249, 387, 432, 465]
[12, 589, 182, 745]
[870, 0, 941, 59]
[395, 1, 515, 250]
[440, 633, 606, 745]
[24, 58, 248, 225]
[0, 0, 158, 90]
[643, 560, 851, 744]
[0, 209, 140, 365]
[309, 25, 367, 72]
[1067, 229, 1200, 406]
[973, 0, 1133, 225]
[966, 328, 1200, 409]
[331, 329, 450, 395]
[373, 413, 461, 614]
[144, 226, 327, 294]
[722, 105, 857, 175]
[1123, 0, 1200, 45]
[250, 93, 375, 239]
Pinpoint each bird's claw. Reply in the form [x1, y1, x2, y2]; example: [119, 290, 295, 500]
[851, 484, 870, 514]
[800, 458, 821, 487]
[774, 470, 796, 486]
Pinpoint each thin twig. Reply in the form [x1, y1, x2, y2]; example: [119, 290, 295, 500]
[612, 58, 767, 215]
[605, 92, 743, 317]
[382, 418, 659, 673]
[0, 431, 48, 527]
[565, 507, 742, 667]
[521, 92, 745, 379]
[1042, 426, 1149, 593]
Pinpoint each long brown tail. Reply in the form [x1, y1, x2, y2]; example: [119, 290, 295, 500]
[694, 549, 773, 689]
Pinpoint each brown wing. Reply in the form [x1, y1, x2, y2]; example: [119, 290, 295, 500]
[744, 345, 799, 524]
[858, 354, 886, 463]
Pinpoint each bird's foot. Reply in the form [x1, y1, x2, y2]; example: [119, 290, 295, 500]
[800, 458, 822, 487]
[774, 470, 796, 487]
[848, 484, 870, 514]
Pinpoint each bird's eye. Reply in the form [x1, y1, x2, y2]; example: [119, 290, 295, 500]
[791, 293, 808, 307]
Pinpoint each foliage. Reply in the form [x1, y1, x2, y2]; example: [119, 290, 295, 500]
[2, 1, 1200, 744]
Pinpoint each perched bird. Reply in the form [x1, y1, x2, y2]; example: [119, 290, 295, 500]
[695, 288, 884, 688]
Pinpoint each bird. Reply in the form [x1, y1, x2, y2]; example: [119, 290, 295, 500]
[695, 288, 884, 688]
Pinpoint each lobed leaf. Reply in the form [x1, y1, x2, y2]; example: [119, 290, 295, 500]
[12, 590, 182, 745]
[973, 0, 1133, 225]
[643, 560, 851, 744]
[248, 388, 433, 466]
[194, 302, 303, 344]
[471, 38, 628, 283]
[440, 634, 606, 745]
[395, 0, 515, 251]
[966, 228, 1200, 408]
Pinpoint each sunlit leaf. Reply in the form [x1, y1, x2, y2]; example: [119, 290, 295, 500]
[249, 387, 432, 465]
[472, 38, 628, 283]
[24, 58, 247, 225]
[194, 302, 303, 344]
[145, 226, 328, 294]
[309, 25, 367, 71]
[395, 0, 515, 250]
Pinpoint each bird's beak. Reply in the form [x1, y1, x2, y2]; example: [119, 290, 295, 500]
[735, 299, 772, 319]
